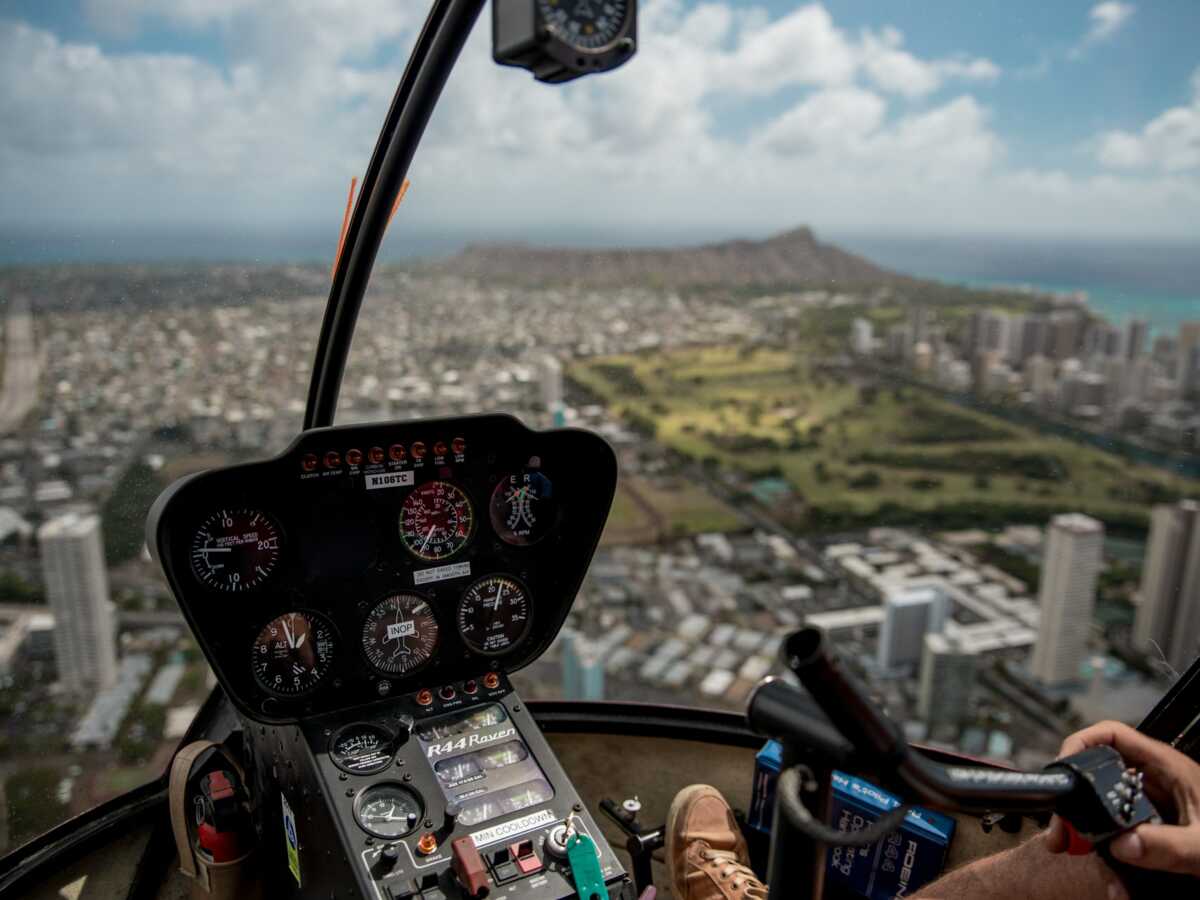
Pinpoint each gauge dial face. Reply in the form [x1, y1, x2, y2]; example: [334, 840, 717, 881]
[457, 574, 532, 655]
[537, 0, 629, 51]
[362, 593, 440, 675]
[354, 783, 423, 839]
[251, 611, 334, 696]
[330, 723, 395, 775]
[190, 508, 281, 592]
[490, 472, 556, 546]
[399, 481, 474, 561]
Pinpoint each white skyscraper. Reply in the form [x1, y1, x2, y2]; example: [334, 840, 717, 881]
[917, 632, 978, 728]
[1031, 513, 1104, 686]
[877, 586, 947, 672]
[1133, 501, 1200, 673]
[560, 629, 605, 701]
[540, 354, 564, 410]
[39, 511, 117, 693]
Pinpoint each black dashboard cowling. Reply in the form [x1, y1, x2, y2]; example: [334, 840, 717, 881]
[147, 414, 616, 723]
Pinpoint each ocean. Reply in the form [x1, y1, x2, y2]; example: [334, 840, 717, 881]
[833, 233, 1200, 337]
[2, 227, 1196, 335]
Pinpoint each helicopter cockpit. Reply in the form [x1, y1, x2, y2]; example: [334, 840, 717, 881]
[3, 2, 1200, 900]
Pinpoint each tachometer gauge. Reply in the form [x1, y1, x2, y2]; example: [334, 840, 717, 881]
[251, 611, 334, 696]
[354, 783, 423, 839]
[457, 574, 532, 655]
[191, 508, 281, 591]
[490, 472, 556, 546]
[537, 0, 630, 51]
[362, 593, 440, 675]
[399, 481, 474, 561]
[330, 723, 395, 775]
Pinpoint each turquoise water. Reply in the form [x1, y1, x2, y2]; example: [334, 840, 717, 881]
[968, 280, 1198, 337]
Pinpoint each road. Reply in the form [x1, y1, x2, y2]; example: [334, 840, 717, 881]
[0, 298, 40, 436]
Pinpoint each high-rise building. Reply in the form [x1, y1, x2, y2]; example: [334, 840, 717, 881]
[1125, 319, 1148, 361]
[1133, 501, 1200, 672]
[540, 354, 563, 410]
[917, 632, 978, 728]
[877, 586, 947, 672]
[560, 629, 605, 701]
[850, 318, 874, 355]
[1047, 312, 1083, 361]
[1030, 513, 1104, 685]
[38, 511, 117, 693]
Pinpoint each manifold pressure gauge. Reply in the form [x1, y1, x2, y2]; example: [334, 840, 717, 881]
[493, 0, 637, 83]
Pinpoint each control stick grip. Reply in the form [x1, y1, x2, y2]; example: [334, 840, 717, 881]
[782, 628, 906, 765]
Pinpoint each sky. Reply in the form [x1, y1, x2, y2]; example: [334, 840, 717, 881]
[1, 0, 1199, 254]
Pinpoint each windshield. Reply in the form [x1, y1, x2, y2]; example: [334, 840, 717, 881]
[2, 0, 1199, 856]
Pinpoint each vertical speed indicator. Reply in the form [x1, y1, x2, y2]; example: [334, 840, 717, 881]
[191, 508, 282, 592]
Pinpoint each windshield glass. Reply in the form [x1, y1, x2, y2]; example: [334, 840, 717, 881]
[2, 0, 1199, 856]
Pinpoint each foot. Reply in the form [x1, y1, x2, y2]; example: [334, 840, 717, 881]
[666, 784, 766, 900]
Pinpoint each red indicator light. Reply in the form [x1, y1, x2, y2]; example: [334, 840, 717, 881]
[345, 448, 363, 466]
[301, 454, 318, 472]
[463, 679, 478, 694]
[483, 672, 500, 690]
[451, 437, 466, 455]
[439, 685, 456, 701]
[415, 689, 433, 706]
[411, 441, 427, 459]
[368, 446, 385, 464]
[323, 450, 341, 469]
[433, 440, 448, 457]
[388, 443, 406, 462]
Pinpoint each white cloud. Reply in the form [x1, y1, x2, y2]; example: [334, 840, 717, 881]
[1070, 2, 1135, 58]
[0, 1, 1195, 241]
[1096, 67, 1200, 172]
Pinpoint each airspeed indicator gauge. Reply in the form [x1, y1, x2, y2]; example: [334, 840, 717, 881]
[399, 481, 474, 561]
[457, 574, 532, 656]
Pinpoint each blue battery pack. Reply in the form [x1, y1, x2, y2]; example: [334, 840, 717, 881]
[750, 741, 956, 900]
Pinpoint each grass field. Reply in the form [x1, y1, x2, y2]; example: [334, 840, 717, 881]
[571, 346, 1197, 534]
[602, 475, 745, 545]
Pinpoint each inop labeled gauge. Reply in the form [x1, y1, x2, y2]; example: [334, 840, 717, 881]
[362, 592, 440, 675]
[191, 508, 281, 592]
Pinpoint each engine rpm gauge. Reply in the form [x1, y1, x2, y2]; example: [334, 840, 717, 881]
[457, 574, 532, 655]
[537, 0, 630, 51]
[490, 471, 556, 546]
[399, 481, 474, 561]
[250, 611, 334, 696]
[362, 593, 440, 675]
[191, 508, 281, 592]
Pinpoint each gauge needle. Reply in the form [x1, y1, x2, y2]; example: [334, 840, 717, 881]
[282, 618, 296, 648]
[202, 547, 232, 552]
[419, 525, 436, 553]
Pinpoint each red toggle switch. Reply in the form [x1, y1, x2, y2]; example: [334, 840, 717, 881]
[511, 838, 543, 876]
[1063, 821, 1093, 856]
[452, 836, 490, 897]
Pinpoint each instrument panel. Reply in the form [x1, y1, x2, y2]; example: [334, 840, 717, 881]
[148, 414, 616, 722]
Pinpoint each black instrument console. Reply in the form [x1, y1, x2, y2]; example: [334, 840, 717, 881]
[148, 414, 632, 899]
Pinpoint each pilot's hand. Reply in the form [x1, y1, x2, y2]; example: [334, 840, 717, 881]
[1045, 720, 1200, 878]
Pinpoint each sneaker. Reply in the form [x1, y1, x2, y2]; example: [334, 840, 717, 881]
[666, 784, 767, 900]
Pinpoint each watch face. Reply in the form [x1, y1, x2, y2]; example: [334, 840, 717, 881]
[538, 0, 629, 51]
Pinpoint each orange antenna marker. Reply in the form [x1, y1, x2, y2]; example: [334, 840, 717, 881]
[331, 176, 358, 278]
[388, 179, 411, 226]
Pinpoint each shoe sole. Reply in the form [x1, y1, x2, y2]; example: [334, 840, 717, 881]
[665, 783, 722, 900]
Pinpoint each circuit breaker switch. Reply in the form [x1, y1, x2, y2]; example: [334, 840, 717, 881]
[451, 836, 490, 897]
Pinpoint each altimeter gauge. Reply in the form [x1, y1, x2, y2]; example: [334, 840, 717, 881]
[490, 471, 556, 545]
[251, 611, 335, 696]
[362, 593, 440, 675]
[399, 481, 474, 561]
[457, 574, 532, 655]
[191, 508, 281, 592]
